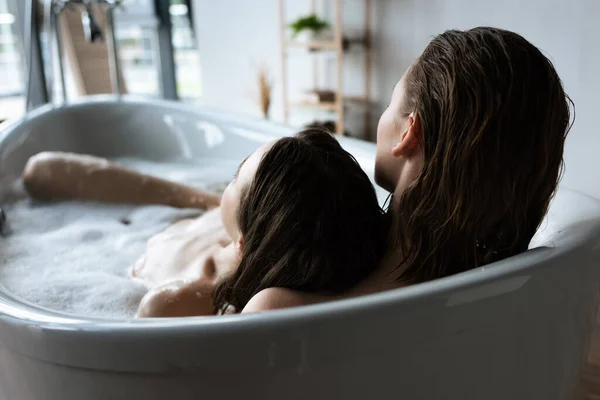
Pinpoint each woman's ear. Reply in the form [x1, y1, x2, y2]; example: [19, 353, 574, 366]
[234, 236, 245, 257]
[391, 113, 422, 157]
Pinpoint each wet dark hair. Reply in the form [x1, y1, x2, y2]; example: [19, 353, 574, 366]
[395, 27, 573, 283]
[214, 129, 389, 313]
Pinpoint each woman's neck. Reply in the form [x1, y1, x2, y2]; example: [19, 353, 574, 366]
[380, 201, 409, 280]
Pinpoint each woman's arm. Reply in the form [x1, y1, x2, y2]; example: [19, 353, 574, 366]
[22, 152, 220, 209]
[134, 235, 240, 317]
[136, 279, 216, 318]
[241, 287, 307, 314]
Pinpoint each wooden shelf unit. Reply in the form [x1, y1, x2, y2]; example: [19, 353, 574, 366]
[278, 0, 372, 138]
[290, 101, 338, 112]
[290, 95, 370, 112]
[285, 40, 338, 50]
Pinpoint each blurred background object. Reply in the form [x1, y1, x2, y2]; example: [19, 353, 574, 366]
[254, 61, 273, 119]
[0, 0, 25, 122]
[279, 0, 372, 138]
[1, 0, 202, 124]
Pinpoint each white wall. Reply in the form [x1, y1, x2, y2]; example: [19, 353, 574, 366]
[374, 0, 600, 199]
[194, 0, 600, 198]
[193, 0, 282, 121]
[193, 0, 378, 138]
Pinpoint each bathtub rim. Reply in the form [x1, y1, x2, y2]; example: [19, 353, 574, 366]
[1, 94, 299, 134]
[1, 244, 562, 325]
[0, 94, 378, 159]
[0, 95, 379, 187]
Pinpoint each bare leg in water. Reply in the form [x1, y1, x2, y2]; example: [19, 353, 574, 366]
[21, 151, 238, 317]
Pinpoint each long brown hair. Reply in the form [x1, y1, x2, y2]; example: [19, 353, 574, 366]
[214, 129, 389, 312]
[395, 27, 573, 283]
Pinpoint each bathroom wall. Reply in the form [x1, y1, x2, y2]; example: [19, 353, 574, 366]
[194, 0, 600, 198]
[192, 0, 283, 120]
[192, 0, 379, 138]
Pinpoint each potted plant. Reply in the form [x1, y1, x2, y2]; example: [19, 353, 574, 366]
[288, 14, 331, 42]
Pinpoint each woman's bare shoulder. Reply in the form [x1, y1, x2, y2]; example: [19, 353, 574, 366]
[241, 287, 313, 314]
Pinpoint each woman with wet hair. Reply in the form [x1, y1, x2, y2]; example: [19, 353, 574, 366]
[212, 129, 388, 314]
[373, 27, 572, 284]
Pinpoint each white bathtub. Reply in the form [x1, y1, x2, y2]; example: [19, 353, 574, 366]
[0, 96, 599, 400]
